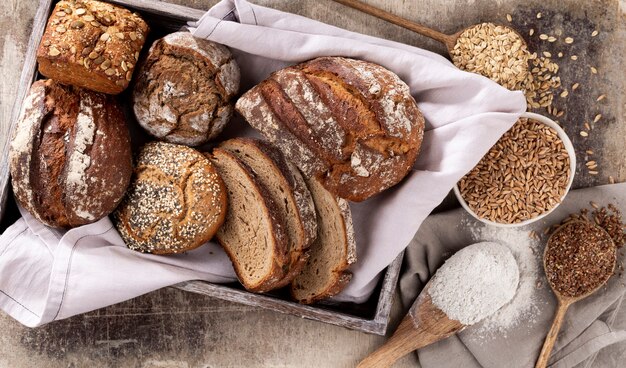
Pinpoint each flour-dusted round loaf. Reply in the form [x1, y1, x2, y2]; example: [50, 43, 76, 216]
[132, 32, 240, 146]
[113, 142, 227, 254]
[37, 0, 149, 94]
[235, 56, 425, 202]
[9, 79, 132, 228]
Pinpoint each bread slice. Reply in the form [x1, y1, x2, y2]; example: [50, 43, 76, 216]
[219, 138, 317, 288]
[209, 148, 289, 293]
[291, 177, 357, 304]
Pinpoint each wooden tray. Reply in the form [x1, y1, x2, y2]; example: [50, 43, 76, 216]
[0, 0, 403, 335]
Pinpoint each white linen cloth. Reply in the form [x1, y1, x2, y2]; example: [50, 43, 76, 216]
[0, 0, 525, 327]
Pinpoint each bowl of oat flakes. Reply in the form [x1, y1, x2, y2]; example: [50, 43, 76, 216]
[454, 112, 576, 227]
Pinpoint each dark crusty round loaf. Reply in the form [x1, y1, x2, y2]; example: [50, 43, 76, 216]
[132, 32, 240, 146]
[9, 79, 132, 228]
[36, 0, 149, 95]
[209, 148, 289, 293]
[113, 142, 227, 254]
[291, 177, 357, 304]
[219, 138, 317, 288]
[235, 56, 425, 202]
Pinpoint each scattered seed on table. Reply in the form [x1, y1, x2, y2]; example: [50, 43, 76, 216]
[592, 30, 599, 37]
[544, 51, 552, 57]
[560, 90, 568, 97]
[506, 14, 512, 22]
[572, 83, 580, 90]
[548, 36, 557, 42]
[591, 66, 598, 74]
[529, 28, 535, 36]
[597, 94, 606, 102]
[540, 34, 549, 40]
[557, 110, 564, 117]
[565, 37, 574, 44]
[594, 114, 602, 123]
[558, 52, 563, 58]
[589, 171, 599, 175]
[571, 55, 578, 60]
[537, 12, 542, 18]
[585, 122, 591, 130]
[586, 149, 594, 155]
[580, 131, 589, 137]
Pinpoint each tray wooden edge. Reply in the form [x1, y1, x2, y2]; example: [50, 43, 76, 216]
[175, 250, 404, 336]
[0, 0, 403, 336]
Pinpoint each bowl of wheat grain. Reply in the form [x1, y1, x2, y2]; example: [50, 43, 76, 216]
[454, 112, 576, 227]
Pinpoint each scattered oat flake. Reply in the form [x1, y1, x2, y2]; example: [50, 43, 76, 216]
[594, 114, 602, 123]
[558, 52, 563, 58]
[592, 30, 599, 37]
[585, 122, 591, 130]
[529, 29, 535, 36]
[548, 36, 557, 42]
[560, 90, 568, 97]
[544, 51, 552, 57]
[586, 149, 594, 155]
[591, 66, 598, 74]
[565, 37, 574, 44]
[506, 14, 512, 22]
[571, 55, 578, 60]
[540, 34, 549, 40]
[580, 131, 589, 137]
[589, 171, 599, 175]
[572, 83, 579, 90]
[537, 12, 542, 18]
[596, 94, 606, 101]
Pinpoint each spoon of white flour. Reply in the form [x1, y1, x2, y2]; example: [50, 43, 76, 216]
[358, 242, 519, 368]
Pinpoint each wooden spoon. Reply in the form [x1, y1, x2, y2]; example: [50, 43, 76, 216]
[535, 221, 617, 368]
[357, 282, 464, 368]
[332, 0, 525, 56]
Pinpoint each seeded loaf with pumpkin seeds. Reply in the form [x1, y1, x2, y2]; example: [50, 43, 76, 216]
[37, 0, 149, 94]
[219, 138, 317, 288]
[9, 79, 132, 228]
[113, 142, 227, 254]
[291, 177, 357, 304]
[235, 56, 425, 202]
[132, 32, 240, 146]
[209, 148, 290, 293]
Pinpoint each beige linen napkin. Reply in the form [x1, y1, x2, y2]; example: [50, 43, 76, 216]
[399, 183, 626, 368]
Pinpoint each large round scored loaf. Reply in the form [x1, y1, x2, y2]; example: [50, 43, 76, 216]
[235, 56, 425, 202]
[9, 79, 132, 228]
[113, 142, 227, 254]
[133, 32, 240, 146]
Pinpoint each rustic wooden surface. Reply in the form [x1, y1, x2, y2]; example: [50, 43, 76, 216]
[1, 0, 625, 367]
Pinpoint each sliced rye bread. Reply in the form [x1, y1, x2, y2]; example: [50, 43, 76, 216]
[209, 148, 289, 293]
[291, 177, 357, 304]
[219, 138, 317, 288]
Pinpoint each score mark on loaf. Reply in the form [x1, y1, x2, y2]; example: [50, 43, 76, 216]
[236, 56, 425, 202]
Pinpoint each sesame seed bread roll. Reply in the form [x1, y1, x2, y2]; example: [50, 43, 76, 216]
[113, 142, 227, 254]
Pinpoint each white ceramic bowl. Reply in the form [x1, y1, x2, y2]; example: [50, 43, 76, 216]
[453, 111, 576, 228]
